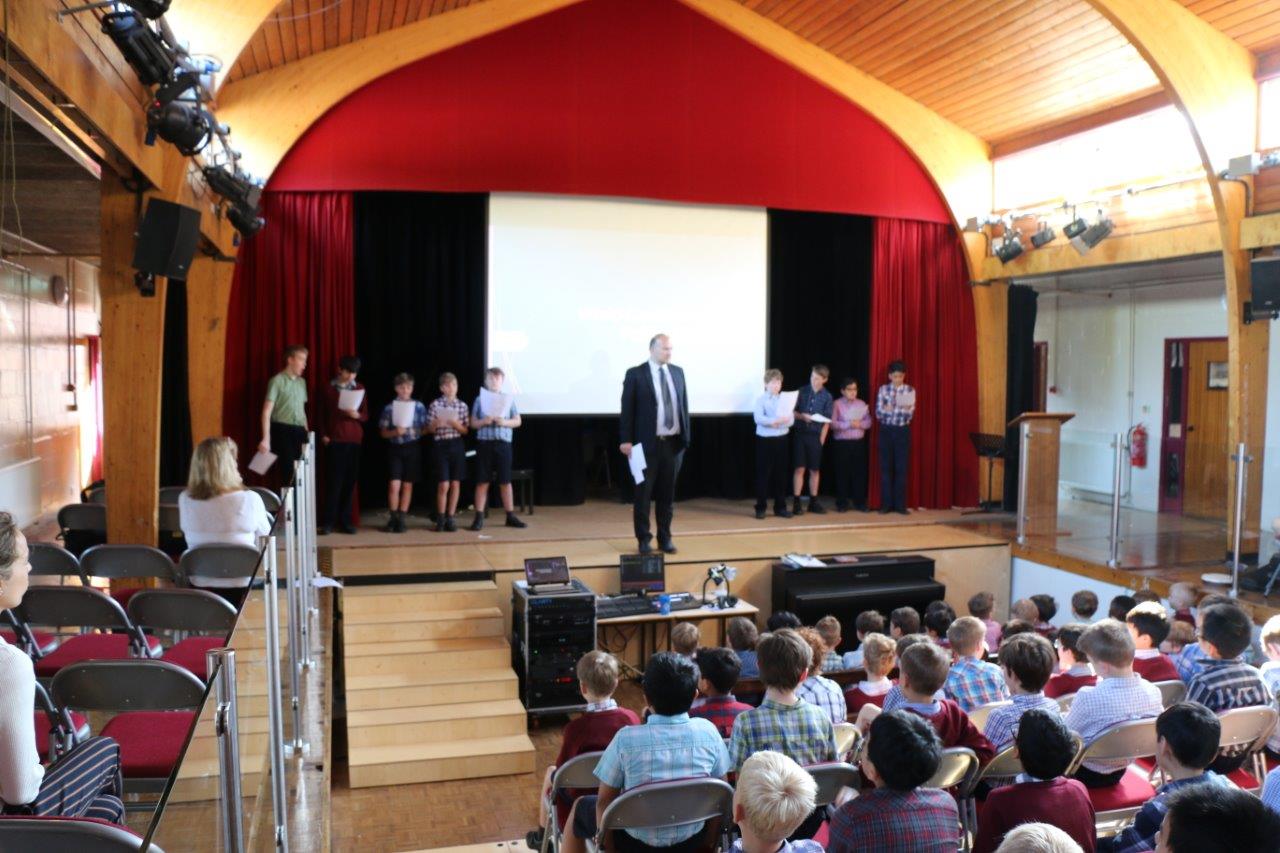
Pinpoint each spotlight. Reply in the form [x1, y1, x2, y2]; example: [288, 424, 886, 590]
[101, 11, 175, 86]
[1030, 222, 1056, 249]
[1070, 218, 1114, 255]
[995, 232, 1024, 264]
[126, 0, 171, 18]
[203, 165, 265, 237]
[1063, 217, 1088, 242]
[226, 204, 265, 238]
[146, 100, 213, 155]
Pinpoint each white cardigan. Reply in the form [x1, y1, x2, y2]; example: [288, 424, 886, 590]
[178, 490, 273, 588]
[0, 636, 43, 808]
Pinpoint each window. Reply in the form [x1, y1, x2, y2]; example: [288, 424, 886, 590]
[1259, 76, 1280, 152]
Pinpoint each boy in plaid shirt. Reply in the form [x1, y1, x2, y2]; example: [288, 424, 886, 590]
[427, 372, 469, 532]
[944, 616, 1009, 712]
[815, 615, 845, 672]
[563, 652, 729, 853]
[690, 648, 753, 738]
[983, 633, 1060, 751]
[1186, 603, 1271, 773]
[795, 627, 847, 726]
[729, 629, 836, 771]
[829, 711, 959, 853]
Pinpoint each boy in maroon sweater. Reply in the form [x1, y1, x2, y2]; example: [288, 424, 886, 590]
[528, 651, 639, 849]
[1126, 602, 1180, 682]
[320, 355, 368, 534]
[974, 709, 1095, 853]
[856, 641, 995, 765]
[1046, 623, 1097, 699]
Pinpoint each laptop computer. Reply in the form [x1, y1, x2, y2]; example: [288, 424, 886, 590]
[524, 556, 572, 592]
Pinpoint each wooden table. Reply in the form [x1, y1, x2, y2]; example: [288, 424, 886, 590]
[597, 599, 760, 665]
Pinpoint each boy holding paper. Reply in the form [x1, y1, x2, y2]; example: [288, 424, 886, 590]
[469, 367, 527, 531]
[875, 360, 915, 515]
[831, 378, 872, 512]
[378, 372, 428, 533]
[320, 355, 368, 535]
[754, 369, 794, 519]
[428, 372, 470, 532]
[791, 364, 833, 516]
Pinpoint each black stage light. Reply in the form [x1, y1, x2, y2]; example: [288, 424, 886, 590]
[126, 0, 172, 18]
[227, 204, 265, 238]
[146, 100, 213, 155]
[101, 11, 174, 86]
[1070, 218, 1114, 255]
[1030, 222, 1056, 249]
[203, 165, 262, 210]
[995, 232, 1024, 264]
[1063, 217, 1088, 241]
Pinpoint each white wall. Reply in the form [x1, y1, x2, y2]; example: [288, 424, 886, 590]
[1011, 556, 1136, 627]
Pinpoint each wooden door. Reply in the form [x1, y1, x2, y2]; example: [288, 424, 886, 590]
[1183, 339, 1229, 520]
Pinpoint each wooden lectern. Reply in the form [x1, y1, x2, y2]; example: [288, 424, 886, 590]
[1008, 412, 1075, 542]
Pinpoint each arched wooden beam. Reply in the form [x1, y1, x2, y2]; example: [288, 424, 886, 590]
[162, 1, 282, 94]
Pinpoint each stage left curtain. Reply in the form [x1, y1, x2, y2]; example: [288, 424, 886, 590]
[223, 192, 356, 490]
[868, 218, 979, 509]
[159, 279, 192, 487]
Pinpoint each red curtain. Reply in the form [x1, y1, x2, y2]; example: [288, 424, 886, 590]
[222, 192, 356, 491]
[869, 219, 979, 509]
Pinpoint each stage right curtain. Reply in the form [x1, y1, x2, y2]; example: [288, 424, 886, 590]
[869, 218, 979, 509]
[1003, 284, 1040, 509]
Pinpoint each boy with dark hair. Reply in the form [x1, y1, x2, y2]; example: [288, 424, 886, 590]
[1066, 619, 1162, 787]
[944, 616, 1009, 712]
[1126, 602, 1180, 682]
[923, 601, 956, 646]
[691, 647, 752, 737]
[729, 629, 836, 771]
[815, 615, 845, 672]
[378, 372, 428, 533]
[1030, 594, 1057, 635]
[727, 617, 760, 678]
[889, 606, 921, 638]
[1045, 623, 1097, 699]
[469, 366, 527, 531]
[1155, 781, 1280, 853]
[969, 591, 1002, 652]
[562, 652, 729, 853]
[843, 609, 887, 669]
[1071, 590, 1099, 622]
[1108, 594, 1137, 622]
[874, 359, 915, 516]
[1172, 592, 1235, 681]
[767, 611, 802, 632]
[795, 627, 847, 725]
[427, 372, 470, 532]
[974, 710, 1096, 853]
[1000, 619, 1038, 644]
[320, 354, 367, 535]
[984, 633, 1060, 751]
[830, 377, 872, 513]
[828, 711, 958, 853]
[791, 364, 833, 516]
[1100, 702, 1229, 853]
[1186, 603, 1269, 712]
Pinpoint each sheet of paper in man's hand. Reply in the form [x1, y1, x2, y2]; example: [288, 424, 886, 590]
[248, 450, 277, 475]
[629, 443, 647, 485]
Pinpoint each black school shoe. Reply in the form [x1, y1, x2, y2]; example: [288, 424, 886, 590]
[755, 507, 766, 519]
[469, 513, 484, 531]
[792, 496, 805, 516]
[526, 829, 544, 851]
[774, 507, 793, 518]
[808, 499, 827, 514]
[382, 513, 399, 533]
[506, 512, 527, 528]
[444, 515, 457, 532]
[338, 524, 358, 534]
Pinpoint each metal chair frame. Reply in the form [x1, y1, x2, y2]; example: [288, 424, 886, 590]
[1153, 680, 1187, 708]
[540, 752, 604, 853]
[177, 544, 263, 587]
[590, 778, 735, 853]
[16, 586, 153, 661]
[80, 544, 175, 585]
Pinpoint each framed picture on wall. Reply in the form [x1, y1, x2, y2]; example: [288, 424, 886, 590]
[1208, 361, 1228, 389]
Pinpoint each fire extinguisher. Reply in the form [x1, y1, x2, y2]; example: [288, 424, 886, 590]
[1130, 423, 1148, 469]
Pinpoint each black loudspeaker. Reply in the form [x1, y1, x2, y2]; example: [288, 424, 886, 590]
[1251, 256, 1280, 314]
[132, 198, 200, 280]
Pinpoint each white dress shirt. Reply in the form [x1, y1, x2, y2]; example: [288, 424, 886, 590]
[0, 636, 43, 808]
[648, 359, 681, 436]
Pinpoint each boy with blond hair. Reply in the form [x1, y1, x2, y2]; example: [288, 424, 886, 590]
[945, 616, 1009, 712]
[1168, 582, 1197, 626]
[1126, 602, 1180, 682]
[671, 621, 700, 659]
[843, 632, 895, 715]
[815, 615, 845, 672]
[729, 629, 836, 770]
[731, 751, 822, 853]
[796, 627, 847, 725]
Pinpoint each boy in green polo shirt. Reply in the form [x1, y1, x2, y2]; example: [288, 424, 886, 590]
[260, 344, 310, 478]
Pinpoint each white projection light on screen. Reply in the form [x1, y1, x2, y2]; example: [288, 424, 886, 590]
[486, 194, 767, 415]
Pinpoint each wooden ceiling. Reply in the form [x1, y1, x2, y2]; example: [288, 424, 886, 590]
[224, 0, 1280, 146]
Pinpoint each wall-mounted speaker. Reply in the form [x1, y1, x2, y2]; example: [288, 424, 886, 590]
[132, 198, 200, 281]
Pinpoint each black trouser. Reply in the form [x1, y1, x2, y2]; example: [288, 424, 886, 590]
[270, 422, 308, 483]
[1072, 765, 1126, 788]
[633, 437, 683, 546]
[832, 438, 868, 509]
[877, 424, 910, 511]
[754, 435, 790, 513]
[324, 441, 361, 528]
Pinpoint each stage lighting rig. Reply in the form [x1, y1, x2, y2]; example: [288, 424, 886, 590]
[1030, 221, 1056, 249]
[99, 9, 176, 86]
[145, 71, 216, 155]
[995, 230, 1024, 264]
[203, 165, 265, 238]
[1069, 216, 1114, 255]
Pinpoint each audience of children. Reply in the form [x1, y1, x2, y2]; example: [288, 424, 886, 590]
[1107, 594, 1137, 623]
[671, 621, 700, 660]
[1125, 602, 1181, 682]
[889, 606, 921, 638]
[794, 627, 848, 726]
[969, 591, 1002, 652]
[728, 617, 761, 678]
[1030, 594, 1058, 635]
[974, 709, 1096, 853]
[691, 647, 753, 737]
[814, 615, 845, 672]
[923, 601, 956, 647]
[1071, 590, 1099, 623]
[1011, 598, 1041, 626]
[841, 609, 886, 669]
[844, 632, 896, 715]
[1045, 623, 1097, 699]
[944, 616, 1010, 712]
[983, 633, 1061, 751]
[731, 751, 823, 853]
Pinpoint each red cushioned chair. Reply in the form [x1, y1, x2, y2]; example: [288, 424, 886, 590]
[1216, 705, 1279, 790]
[51, 660, 205, 800]
[128, 589, 237, 681]
[80, 544, 176, 614]
[0, 816, 166, 852]
[16, 586, 162, 679]
[1067, 718, 1159, 830]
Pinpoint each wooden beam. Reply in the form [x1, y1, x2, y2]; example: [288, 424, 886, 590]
[1242, 210, 1280, 250]
[160, 1, 282, 94]
[990, 90, 1170, 159]
[976, 220, 1223, 281]
[186, 254, 237, 446]
[972, 280, 1009, 505]
[216, 0, 590, 182]
[100, 171, 167, 547]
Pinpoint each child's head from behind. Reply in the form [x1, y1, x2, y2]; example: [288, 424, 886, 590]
[1011, 598, 1040, 623]
[1079, 619, 1135, 671]
[671, 621, 700, 657]
[1133, 589, 1161, 606]
[1126, 601, 1171, 650]
[861, 633, 896, 678]
[643, 651, 699, 716]
[1002, 619, 1037, 643]
[1261, 614, 1280, 661]
[1162, 620, 1195, 654]
[889, 606, 921, 638]
[1168, 582, 1197, 611]
[1159, 778, 1280, 852]
[1015, 708, 1076, 779]
[695, 647, 742, 697]
[1199, 603, 1253, 660]
[1071, 590, 1098, 619]
[1055, 623, 1090, 667]
[1108, 594, 1137, 622]
[968, 591, 995, 620]
[855, 609, 886, 638]
[1030, 594, 1057, 624]
[998, 633, 1056, 694]
[1156, 702, 1221, 773]
[757, 629, 811, 691]
[924, 602, 956, 640]
[815, 615, 842, 651]
[796, 627, 827, 676]
[947, 616, 987, 657]
[727, 616, 759, 652]
[393, 372, 414, 398]
[898, 641, 950, 698]
[733, 751, 817, 845]
[767, 611, 802, 632]
[863, 710, 941, 791]
[576, 651, 621, 702]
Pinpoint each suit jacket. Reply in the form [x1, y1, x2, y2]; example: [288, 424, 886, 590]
[620, 361, 691, 455]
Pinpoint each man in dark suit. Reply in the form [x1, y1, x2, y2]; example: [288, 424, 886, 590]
[619, 334, 691, 554]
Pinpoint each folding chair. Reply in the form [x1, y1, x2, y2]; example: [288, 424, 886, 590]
[967, 700, 1011, 732]
[80, 544, 175, 612]
[1215, 705, 1279, 790]
[33, 680, 87, 764]
[1056, 692, 1077, 713]
[959, 734, 1084, 842]
[157, 504, 187, 560]
[539, 751, 603, 853]
[51, 660, 206, 801]
[251, 486, 283, 513]
[57, 503, 107, 557]
[128, 589, 237, 680]
[177, 544, 263, 589]
[925, 746, 979, 790]
[1067, 718, 1159, 831]
[590, 778, 735, 853]
[806, 761, 860, 817]
[1154, 680, 1186, 708]
[158, 486, 185, 504]
[16, 586, 162, 679]
[29, 542, 87, 585]
[833, 722, 860, 760]
[84, 485, 107, 504]
[0, 816, 165, 852]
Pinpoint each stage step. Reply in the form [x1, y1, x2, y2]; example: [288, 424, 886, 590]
[343, 606, 504, 642]
[347, 699, 528, 747]
[343, 636, 511, 672]
[343, 580, 498, 614]
[346, 668, 518, 710]
[347, 734, 536, 788]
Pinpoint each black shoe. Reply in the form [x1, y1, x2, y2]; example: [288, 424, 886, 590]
[834, 502, 849, 513]
[338, 524, 358, 535]
[469, 513, 484, 532]
[444, 515, 457, 532]
[755, 508, 766, 519]
[382, 513, 399, 533]
[526, 829, 544, 851]
[637, 540, 653, 555]
[318, 526, 331, 536]
[659, 541, 677, 554]
[792, 497, 805, 516]
[775, 508, 793, 518]
[808, 500, 827, 514]
[878, 507, 892, 514]
[505, 512, 527, 528]
[393, 513, 408, 533]
[435, 517, 446, 533]
[856, 505, 870, 513]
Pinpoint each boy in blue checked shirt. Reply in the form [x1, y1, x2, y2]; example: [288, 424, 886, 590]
[468, 367, 526, 532]
[562, 652, 729, 853]
[1172, 592, 1234, 681]
[377, 373, 428, 533]
[790, 364, 833, 516]
[875, 359, 915, 515]
[944, 616, 1009, 712]
[690, 647, 753, 738]
[795, 627, 847, 726]
[427, 372, 470, 533]
[983, 633, 1060, 751]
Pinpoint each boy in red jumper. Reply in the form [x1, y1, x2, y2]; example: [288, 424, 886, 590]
[691, 647, 753, 737]
[1126, 602, 1180, 682]
[844, 632, 895, 715]
[856, 641, 995, 765]
[1045, 623, 1097, 699]
[528, 651, 639, 849]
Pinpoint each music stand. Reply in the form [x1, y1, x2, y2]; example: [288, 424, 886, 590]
[964, 432, 1007, 514]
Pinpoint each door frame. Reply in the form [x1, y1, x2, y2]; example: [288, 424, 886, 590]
[1159, 336, 1227, 515]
